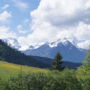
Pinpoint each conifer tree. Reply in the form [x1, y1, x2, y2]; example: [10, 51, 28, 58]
[52, 52, 64, 70]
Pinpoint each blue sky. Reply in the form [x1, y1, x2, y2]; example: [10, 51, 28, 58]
[0, 0, 40, 36]
[0, 0, 90, 50]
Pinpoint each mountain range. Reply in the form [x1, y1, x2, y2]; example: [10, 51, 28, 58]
[24, 39, 87, 63]
[0, 39, 84, 68]
[3, 38, 87, 63]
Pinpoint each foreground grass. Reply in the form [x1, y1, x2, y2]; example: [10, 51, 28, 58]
[0, 68, 87, 90]
[1, 61, 90, 90]
[0, 61, 48, 81]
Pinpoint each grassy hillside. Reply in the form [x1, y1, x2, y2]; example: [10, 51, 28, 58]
[0, 61, 48, 80]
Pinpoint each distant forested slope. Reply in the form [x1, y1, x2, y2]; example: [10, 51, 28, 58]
[0, 40, 49, 68]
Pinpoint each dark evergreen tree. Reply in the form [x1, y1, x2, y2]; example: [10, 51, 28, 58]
[51, 52, 64, 70]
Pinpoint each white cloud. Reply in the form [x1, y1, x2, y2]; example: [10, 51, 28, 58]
[2, 0, 89, 50]
[12, 0, 28, 11]
[31, 0, 90, 26]
[0, 26, 17, 39]
[77, 40, 90, 49]
[0, 11, 12, 23]
[18, 21, 90, 50]
[1, 4, 10, 10]
[18, 36, 30, 50]
[17, 24, 29, 34]
[75, 22, 90, 41]
[17, 25, 23, 30]
[19, 30, 29, 34]
[23, 0, 90, 50]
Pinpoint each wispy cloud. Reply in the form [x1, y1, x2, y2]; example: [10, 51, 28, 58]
[17, 24, 29, 34]
[12, 0, 29, 11]
[0, 11, 12, 23]
[1, 4, 10, 10]
[0, 26, 17, 39]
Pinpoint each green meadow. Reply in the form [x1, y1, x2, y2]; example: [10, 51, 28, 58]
[0, 61, 48, 81]
[0, 61, 90, 90]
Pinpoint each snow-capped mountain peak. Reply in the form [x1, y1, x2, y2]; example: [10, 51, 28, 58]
[24, 39, 87, 63]
[26, 38, 75, 50]
[48, 38, 74, 48]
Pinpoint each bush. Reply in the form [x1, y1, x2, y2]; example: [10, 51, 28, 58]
[2, 71, 82, 90]
[2, 69, 90, 90]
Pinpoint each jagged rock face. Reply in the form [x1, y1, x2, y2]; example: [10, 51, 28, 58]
[24, 39, 87, 63]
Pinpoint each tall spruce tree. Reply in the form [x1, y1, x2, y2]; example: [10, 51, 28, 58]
[52, 52, 64, 70]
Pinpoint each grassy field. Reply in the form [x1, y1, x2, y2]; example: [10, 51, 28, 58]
[0, 61, 48, 81]
[1, 61, 90, 90]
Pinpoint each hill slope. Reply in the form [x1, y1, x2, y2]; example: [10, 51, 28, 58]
[0, 61, 47, 80]
[0, 40, 49, 68]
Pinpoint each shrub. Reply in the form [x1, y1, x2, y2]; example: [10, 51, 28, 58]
[3, 71, 82, 90]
